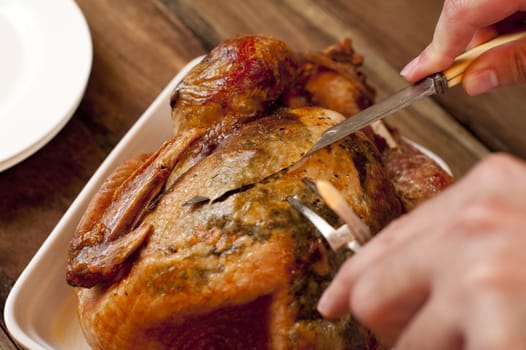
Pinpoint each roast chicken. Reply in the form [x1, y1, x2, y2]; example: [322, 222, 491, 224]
[67, 35, 453, 349]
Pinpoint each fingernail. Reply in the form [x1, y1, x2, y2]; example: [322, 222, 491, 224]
[465, 69, 498, 95]
[400, 56, 420, 78]
[317, 292, 330, 315]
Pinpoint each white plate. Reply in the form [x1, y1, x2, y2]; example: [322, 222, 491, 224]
[0, 0, 92, 172]
[4, 55, 450, 350]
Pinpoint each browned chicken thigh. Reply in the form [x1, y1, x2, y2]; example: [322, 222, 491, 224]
[67, 35, 452, 349]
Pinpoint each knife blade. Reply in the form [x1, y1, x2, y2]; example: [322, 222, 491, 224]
[306, 74, 446, 155]
[305, 29, 526, 156]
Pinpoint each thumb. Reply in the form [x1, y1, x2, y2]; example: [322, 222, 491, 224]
[463, 37, 526, 95]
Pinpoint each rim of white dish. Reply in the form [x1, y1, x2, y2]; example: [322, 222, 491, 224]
[0, 0, 93, 172]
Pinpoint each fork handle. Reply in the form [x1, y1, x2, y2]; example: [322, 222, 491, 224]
[443, 30, 526, 87]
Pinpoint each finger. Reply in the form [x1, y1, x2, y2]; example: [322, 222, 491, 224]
[462, 37, 526, 95]
[317, 257, 356, 318]
[318, 186, 460, 319]
[423, 1, 525, 73]
[318, 164, 488, 320]
[467, 11, 526, 49]
[318, 211, 438, 324]
[460, 239, 526, 350]
[348, 235, 438, 345]
[395, 299, 464, 350]
[462, 153, 526, 207]
[464, 290, 526, 350]
[317, 215, 421, 319]
[467, 27, 499, 49]
[402, 0, 526, 81]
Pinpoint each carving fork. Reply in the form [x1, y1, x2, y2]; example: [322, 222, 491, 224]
[286, 180, 371, 254]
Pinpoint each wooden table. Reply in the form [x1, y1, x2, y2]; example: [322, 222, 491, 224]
[1, 0, 525, 348]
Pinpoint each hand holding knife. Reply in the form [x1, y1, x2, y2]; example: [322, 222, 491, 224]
[306, 29, 526, 156]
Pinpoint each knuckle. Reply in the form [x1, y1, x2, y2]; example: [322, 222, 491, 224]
[461, 257, 503, 293]
[442, 0, 471, 22]
[453, 154, 526, 237]
[468, 154, 518, 190]
[460, 244, 522, 296]
[457, 198, 498, 234]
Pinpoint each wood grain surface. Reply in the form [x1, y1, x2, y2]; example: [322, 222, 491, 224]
[1, 0, 525, 347]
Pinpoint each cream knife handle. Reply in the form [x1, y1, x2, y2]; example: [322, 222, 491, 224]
[443, 30, 526, 87]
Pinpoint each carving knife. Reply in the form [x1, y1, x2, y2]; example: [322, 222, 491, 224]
[306, 30, 526, 156]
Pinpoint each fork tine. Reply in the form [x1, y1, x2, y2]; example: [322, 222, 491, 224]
[286, 197, 335, 238]
[302, 178, 319, 194]
[286, 196, 360, 252]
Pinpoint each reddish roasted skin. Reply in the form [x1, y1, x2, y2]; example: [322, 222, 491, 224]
[382, 139, 454, 211]
[374, 126, 454, 212]
[68, 35, 451, 349]
[170, 35, 298, 136]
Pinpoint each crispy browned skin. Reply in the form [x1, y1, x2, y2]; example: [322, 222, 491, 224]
[67, 130, 204, 287]
[75, 108, 400, 349]
[69, 35, 450, 349]
[170, 35, 297, 136]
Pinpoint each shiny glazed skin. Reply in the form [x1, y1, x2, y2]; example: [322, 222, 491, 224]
[170, 35, 298, 136]
[76, 109, 401, 349]
[68, 35, 450, 349]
